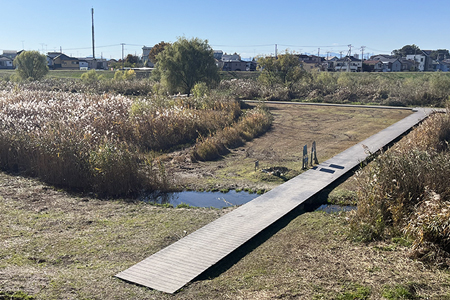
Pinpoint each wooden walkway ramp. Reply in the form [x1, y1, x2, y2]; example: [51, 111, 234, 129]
[116, 107, 434, 294]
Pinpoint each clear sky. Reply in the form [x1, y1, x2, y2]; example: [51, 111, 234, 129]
[2, 0, 449, 60]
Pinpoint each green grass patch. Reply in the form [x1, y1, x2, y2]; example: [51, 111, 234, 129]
[382, 283, 419, 300]
[336, 284, 371, 300]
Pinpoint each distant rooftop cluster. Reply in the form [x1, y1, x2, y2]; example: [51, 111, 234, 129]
[1, 47, 449, 73]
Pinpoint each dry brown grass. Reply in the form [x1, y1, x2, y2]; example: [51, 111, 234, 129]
[0, 88, 243, 196]
[218, 72, 450, 107]
[1, 174, 449, 299]
[349, 111, 450, 266]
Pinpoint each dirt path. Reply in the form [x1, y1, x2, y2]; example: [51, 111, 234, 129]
[168, 103, 412, 191]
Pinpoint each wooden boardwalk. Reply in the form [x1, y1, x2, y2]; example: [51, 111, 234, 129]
[116, 107, 434, 294]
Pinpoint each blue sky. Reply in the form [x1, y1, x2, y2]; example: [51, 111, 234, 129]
[2, 0, 449, 60]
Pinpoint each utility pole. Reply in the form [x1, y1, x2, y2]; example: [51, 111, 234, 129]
[360, 46, 366, 72]
[91, 8, 96, 69]
[121, 43, 125, 69]
[275, 44, 278, 58]
[347, 44, 353, 57]
[91, 8, 95, 59]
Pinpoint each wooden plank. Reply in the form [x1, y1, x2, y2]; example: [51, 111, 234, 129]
[116, 108, 434, 294]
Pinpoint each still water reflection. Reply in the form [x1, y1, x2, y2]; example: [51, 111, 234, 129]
[141, 190, 260, 208]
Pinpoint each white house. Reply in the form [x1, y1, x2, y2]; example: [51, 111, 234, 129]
[79, 60, 89, 70]
[142, 46, 154, 67]
[334, 56, 362, 72]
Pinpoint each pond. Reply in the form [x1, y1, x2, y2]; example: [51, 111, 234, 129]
[140, 190, 260, 209]
[141, 190, 358, 212]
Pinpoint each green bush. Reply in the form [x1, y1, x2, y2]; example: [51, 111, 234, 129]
[81, 69, 103, 83]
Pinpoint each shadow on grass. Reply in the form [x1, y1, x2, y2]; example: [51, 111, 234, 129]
[194, 123, 421, 282]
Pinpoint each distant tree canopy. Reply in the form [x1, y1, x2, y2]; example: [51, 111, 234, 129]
[257, 53, 306, 86]
[392, 44, 421, 57]
[392, 45, 450, 61]
[148, 41, 170, 64]
[430, 49, 450, 61]
[153, 37, 219, 96]
[125, 54, 139, 65]
[13, 50, 48, 81]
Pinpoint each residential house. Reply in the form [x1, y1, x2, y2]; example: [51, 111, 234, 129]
[47, 52, 62, 69]
[142, 46, 154, 67]
[222, 54, 246, 71]
[0, 56, 13, 69]
[435, 61, 450, 72]
[214, 50, 223, 60]
[399, 58, 416, 71]
[363, 60, 384, 72]
[52, 54, 79, 70]
[324, 56, 338, 71]
[334, 56, 362, 72]
[82, 57, 108, 70]
[380, 58, 402, 72]
[246, 60, 257, 71]
[297, 55, 324, 72]
[370, 54, 395, 61]
[406, 50, 433, 71]
[2, 50, 18, 60]
[79, 60, 89, 70]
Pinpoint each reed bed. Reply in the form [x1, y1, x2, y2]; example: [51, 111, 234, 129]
[349, 111, 450, 266]
[0, 88, 242, 196]
[0, 77, 156, 96]
[218, 72, 450, 107]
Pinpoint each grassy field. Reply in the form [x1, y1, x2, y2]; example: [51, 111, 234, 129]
[168, 103, 413, 192]
[1, 171, 449, 299]
[1, 71, 450, 299]
[2, 104, 450, 299]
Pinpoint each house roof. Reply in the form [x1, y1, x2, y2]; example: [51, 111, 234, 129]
[363, 60, 383, 65]
[47, 52, 63, 59]
[0, 56, 13, 62]
[336, 56, 361, 62]
[379, 58, 400, 63]
[53, 54, 78, 61]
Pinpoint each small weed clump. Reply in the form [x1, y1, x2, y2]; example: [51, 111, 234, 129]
[349, 111, 450, 266]
[336, 284, 371, 300]
[0, 290, 35, 299]
[382, 283, 418, 300]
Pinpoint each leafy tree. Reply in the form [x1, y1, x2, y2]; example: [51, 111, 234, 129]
[154, 37, 219, 96]
[392, 44, 421, 57]
[13, 50, 49, 81]
[125, 54, 139, 66]
[430, 49, 450, 61]
[148, 41, 170, 64]
[257, 53, 306, 86]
